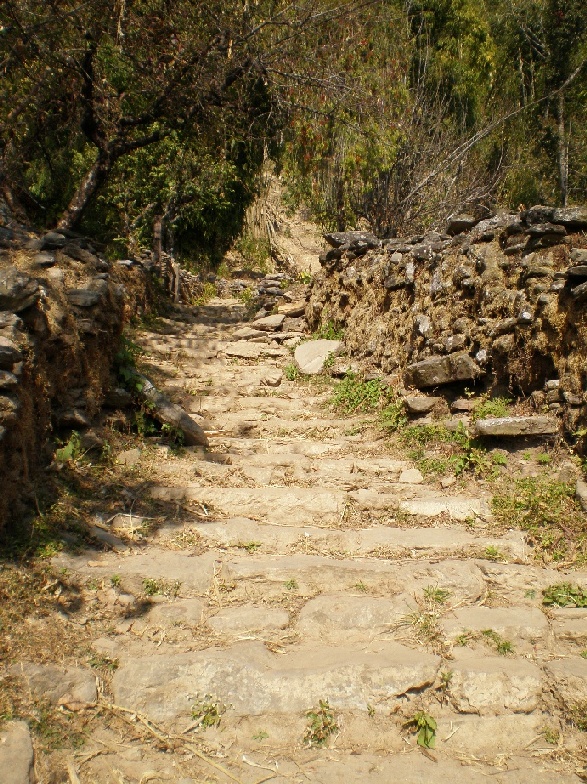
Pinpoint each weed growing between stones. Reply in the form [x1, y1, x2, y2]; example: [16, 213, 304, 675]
[481, 629, 514, 655]
[404, 711, 437, 749]
[304, 700, 339, 747]
[471, 395, 512, 421]
[312, 319, 344, 341]
[142, 578, 182, 597]
[542, 583, 587, 607]
[191, 695, 227, 729]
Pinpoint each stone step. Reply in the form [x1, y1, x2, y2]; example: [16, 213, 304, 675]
[208, 436, 347, 456]
[162, 516, 526, 559]
[220, 554, 486, 603]
[149, 485, 348, 525]
[112, 640, 441, 722]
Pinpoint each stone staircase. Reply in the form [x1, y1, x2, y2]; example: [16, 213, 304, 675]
[36, 297, 587, 782]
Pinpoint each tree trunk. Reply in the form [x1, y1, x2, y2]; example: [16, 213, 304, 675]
[56, 153, 110, 230]
[557, 92, 569, 207]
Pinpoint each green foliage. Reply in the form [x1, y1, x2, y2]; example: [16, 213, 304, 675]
[304, 700, 339, 747]
[142, 578, 181, 598]
[492, 478, 579, 531]
[313, 320, 345, 341]
[284, 363, 301, 382]
[55, 432, 82, 464]
[482, 629, 513, 655]
[191, 695, 227, 729]
[235, 233, 271, 273]
[471, 395, 511, 421]
[404, 711, 437, 749]
[542, 583, 587, 608]
[331, 373, 392, 415]
[194, 283, 217, 306]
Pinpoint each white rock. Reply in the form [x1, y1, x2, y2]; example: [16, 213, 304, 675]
[294, 339, 342, 374]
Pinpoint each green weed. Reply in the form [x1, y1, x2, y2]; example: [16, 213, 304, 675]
[331, 373, 394, 415]
[304, 700, 339, 747]
[191, 695, 227, 729]
[55, 432, 83, 464]
[472, 395, 511, 421]
[284, 579, 299, 590]
[542, 583, 587, 608]
[482, 629, 513, 655]
[284, 363, 301, 381]
[142, 578, 182, 597]
[404, 711, 437, 749]
[313, 319, 344, 341]
[194, 282, 217, 305]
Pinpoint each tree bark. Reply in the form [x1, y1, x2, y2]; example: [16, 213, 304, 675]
[56, 153, 110, 230]
[557, 92, 569, 207]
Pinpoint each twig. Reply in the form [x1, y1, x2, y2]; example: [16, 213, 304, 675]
[100, 701, 246, 784]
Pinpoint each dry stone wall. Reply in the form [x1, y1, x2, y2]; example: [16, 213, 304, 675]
[307, 207, 587, 438]
[0, 223, 149, 531]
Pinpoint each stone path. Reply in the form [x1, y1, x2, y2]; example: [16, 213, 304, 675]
[42, 297, 587, 782]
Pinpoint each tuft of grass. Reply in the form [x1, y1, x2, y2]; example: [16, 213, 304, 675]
[331, 374, 405, 426]
[313, 319, 344, 341]
[304, 700, 338, 747]
[481, 628, 513, 655]
[492, 478, 586, 562]
[482, 545, 506, 562]
[472, 395, 512, 421]
[284, 363, 301, 381]
[236, 541, 262, 553]
[284, 578, 299, 591]
[194, 282, 217, 306]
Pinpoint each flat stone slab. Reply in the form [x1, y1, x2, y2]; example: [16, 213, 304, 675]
[149, 486, 347, 526]
[474, 416, 559, 437]
[450, 653, 543, 714]
[0, 721, 34, 784]
[207, 605, 289, 634]
[222, 555, 485, 603]
[398, 468, 424, 484]
[551, 608, 587, 645]
[294, 339, 342, 374]
[296, 594, 407, 641]
[400, 496, 489, 521]
[232, 327, 266, 339]
[251, 314, 285, 331]
[112, 640, 440, 721]
[147, 598, 205, 627]
[405, 352, 482, 388]
[545, 657, 587, 706]
[403, 396, 440, 414]
[9, 663, 97, 706]
[52, 549, 217, 594]
[443, 606, 548, 644]
[223, 340, 262, 358]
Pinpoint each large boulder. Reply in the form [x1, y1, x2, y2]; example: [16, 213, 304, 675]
[294, 339, 342, 375]
[405, 352, 482, 388]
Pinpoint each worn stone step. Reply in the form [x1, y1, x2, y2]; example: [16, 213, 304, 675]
[350, 487, 491, 521]
[112, 640, 441, 723]
[220, 554, 486, 603]
[442, 605, 549, 651]
[449, 650, 543, 714]
[149, 485, 348, 525]
[52, 549, 217, 596]
[207, 436, 347, 456]
[167, 516, 526, 559]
